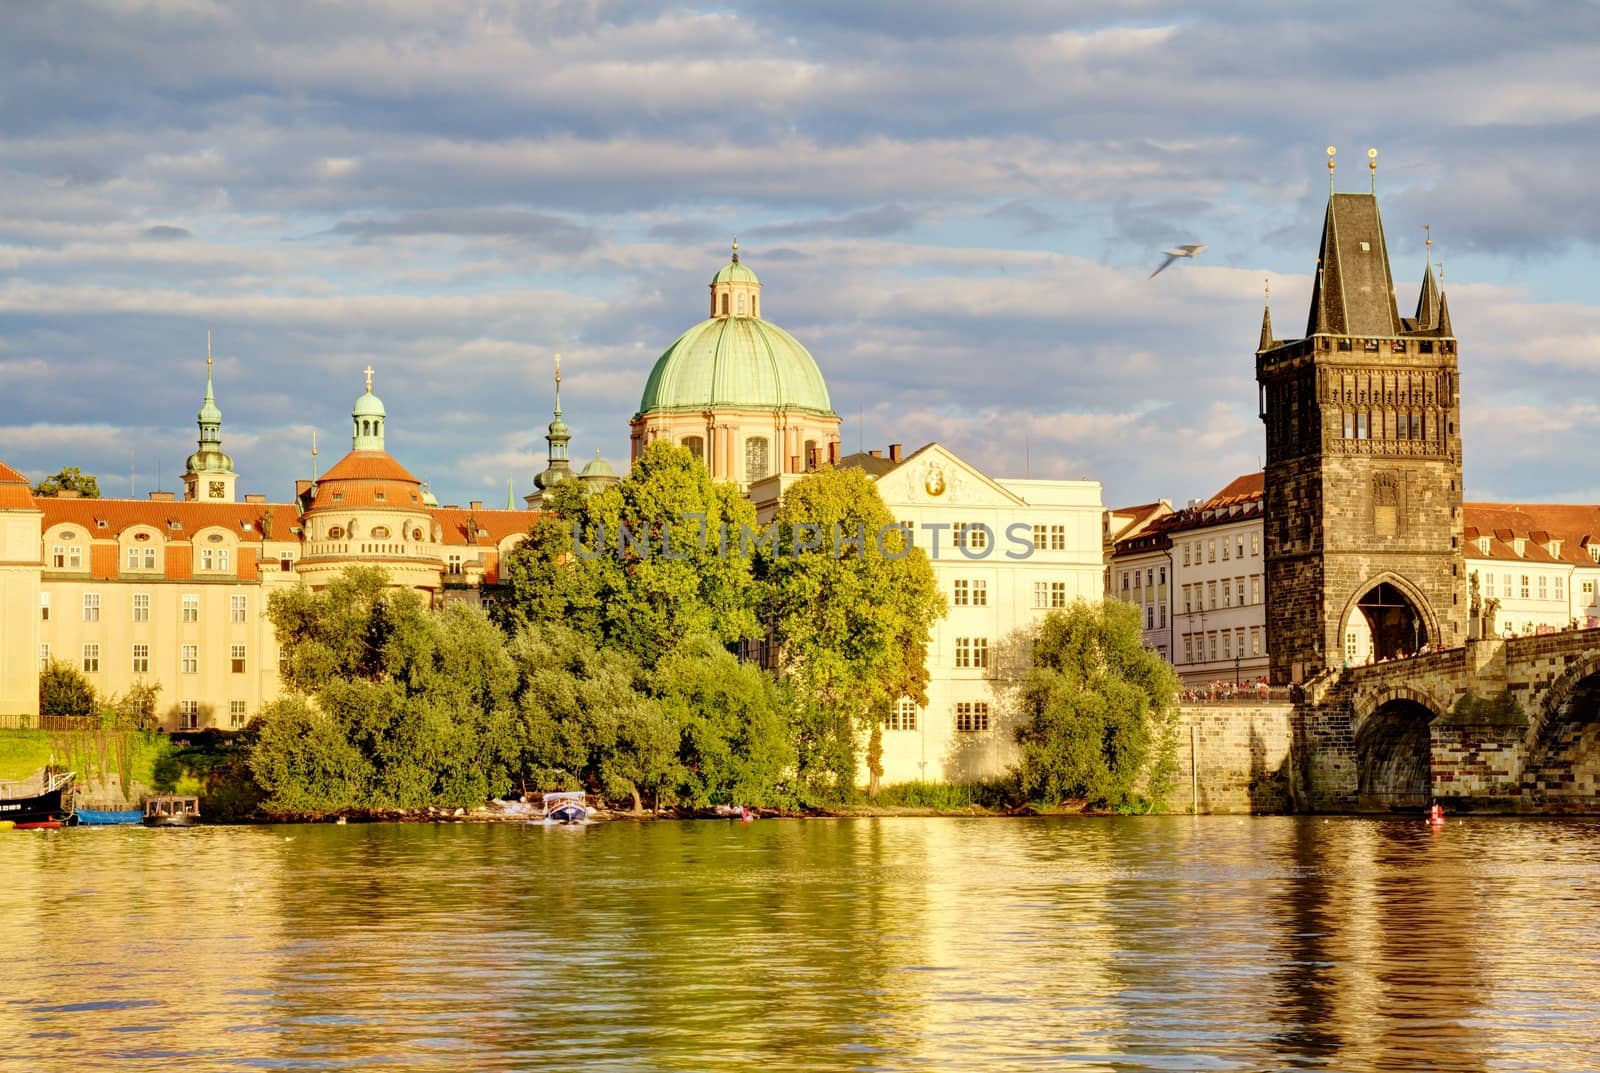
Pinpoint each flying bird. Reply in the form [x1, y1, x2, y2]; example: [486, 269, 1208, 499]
[1149, 243, 1206, 278]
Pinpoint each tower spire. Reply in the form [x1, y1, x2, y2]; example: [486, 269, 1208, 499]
[534, 352, 573, 492]
[183, 332, 237, 501]
[1258, 277, 1274, 352]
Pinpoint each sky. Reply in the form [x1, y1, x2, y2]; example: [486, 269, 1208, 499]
[2, 0, 1598, 510]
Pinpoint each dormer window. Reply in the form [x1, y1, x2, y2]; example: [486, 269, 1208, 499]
[1477, 537, 1490, 555]
[332, 491, 344, 502]
[1549, 540, 1563, 557]
[1513, 538, 1526, 556]
[374, 491, 386, 502]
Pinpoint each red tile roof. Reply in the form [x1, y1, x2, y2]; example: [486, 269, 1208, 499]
[0, 460, 35, 508]
[319, 450, 422, 483]
[431, 508, 537, 548]
[38, 497, 300, 542]
[1464, 503, 1600, 565]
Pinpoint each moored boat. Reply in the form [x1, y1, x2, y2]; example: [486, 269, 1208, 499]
[77, 808, 144, 826]
[142, 795, 201, 827]
[541, 791, 590, 825]
[0, 770, 77, 828]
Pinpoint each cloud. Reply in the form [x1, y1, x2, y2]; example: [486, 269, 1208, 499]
[322, 208, 597, 251]
[750, 204, 925, 239]
[141, 224, 191, 240]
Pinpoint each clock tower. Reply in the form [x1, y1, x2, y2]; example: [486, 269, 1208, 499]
[182, 334, 239, 503]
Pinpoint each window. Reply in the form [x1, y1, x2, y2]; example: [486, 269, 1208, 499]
[1159, 604, 1167, 628]
[448, 553, 463, 575]
[230, 701, 248, 729]
[132, 593, 150, 622]
[1223, 579, 1233, 608]
[1207, 540, 1216, 563]
[1033, 524, 1047, 551]
[231, 595, 248, 623]
[1209, 632, 1218, 661]
[51, 545, 66, 568]
[40, 644, 49, 671]
[1222, 538, 1230, 561]
[1251, 533, 1260, 556]
[83, 593, 100, 622]
[131, 644, 150, 674]
[888, 697, 918, 732]
[1251, 627, 1262, 656]
[179, 700, 200, 731]
[1207, 581, 1217, 610]
[51, 543, 82, 569]
[1146, 606, 1155, 629]
[1521, 576, 1530, 599]
[124, 545, 157, 570]
[1486, 574, 1496, 598]
[40, 593, 50, 621]
[954, 523, 989, 552]
[682, 435, 704, 461]
[1183, 543, 1191, 566]
[954, 579, 970, 606]
[744, 437, 770, 483]
[1050, 581, 1067, 608]
[1183, 585, 1192, 613]
[201, 548, 214, 570]
[1183, 634, 1194, 662]
[231, 644, 247, 673]
[82, 643, 100, 673]
[1251, 577, 1262, 605]
[1223, 631, 1232, 659]
[970, 579, 988, 606]
[1121, 572, 1129, 592]
[182, 594, 199, 623]
[182, 644, 198, 674]
[955, 637, 989, 669]
[1236, 628, 1246, 658]
[1538, 576, 1548, 600]
[1556, 577, 1566, 600]
[281, 555, 294, 572]
[1050, 525, 1066, 551]
[1236, 536, 1245, 559]
[1585, 581, 1594, 596]
[1033, 581, 1049, 609]
[955, 702, 990, 733]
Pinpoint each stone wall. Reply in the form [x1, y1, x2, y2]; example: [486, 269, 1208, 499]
[1174, 703, 1295, 814]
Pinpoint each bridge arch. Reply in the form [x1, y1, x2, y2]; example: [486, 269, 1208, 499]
[1523, 651, 1600, 807]
[1337, 572, 1441, 664]
[1353, 689, 1440, 812]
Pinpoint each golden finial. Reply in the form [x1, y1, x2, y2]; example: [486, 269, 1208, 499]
[554, 351, 561, 386]
[731, 234, 739, 264]
[1326, 146, 1336, 191]
[1368, 147, 1377, 193]
[206, 329, 213, 371]
[1264, 276, 1270, 303]
[1424, 224, 1432, 262]
[363, 365, 374, 393]
[1437, 262, 1444, 288]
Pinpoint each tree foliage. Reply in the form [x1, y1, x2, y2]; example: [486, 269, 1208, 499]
[1012, 600, 1181, 811]
[31, 466, 100, 498]
[39, 660, 96, 717]
[760, 466, 944, 796]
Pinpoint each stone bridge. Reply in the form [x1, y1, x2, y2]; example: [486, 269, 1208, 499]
[1293, 627, 1600, 813]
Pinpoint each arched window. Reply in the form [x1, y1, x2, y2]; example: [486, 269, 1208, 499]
[737, 294, 746, 316]
[745, 437, 770, 483]
[682, 435, 704, 461]
[720, 294, 729, 316]
[804, 439, 818, 470]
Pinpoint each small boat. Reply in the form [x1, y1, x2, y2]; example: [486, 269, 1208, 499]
[142, 795, 201, 827]
[541, 791, 590, 825]
[77, 808, 144, 826]
[0, 770, 77, 828]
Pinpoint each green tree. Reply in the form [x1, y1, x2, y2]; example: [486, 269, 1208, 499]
[1012, 600, 1181, 811]
[498, 442, 761, 667]
[267, 566, 405, 690]
[249, 695, 372, 813]
[39, 659, 96, 717]
[651, 635, 797, 809]
[31, 466, 101, 498]
[507, 622, 678, 811]
[761, 466, 944, 798]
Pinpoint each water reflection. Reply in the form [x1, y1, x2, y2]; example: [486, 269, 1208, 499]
[2, 817, 1599, 1071]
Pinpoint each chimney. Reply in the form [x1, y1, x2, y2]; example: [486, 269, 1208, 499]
[147, 491, 175, 502]
[868, 449, 882, 459]
[469, 500, 483, 511]
[888, 443, 902, 463]
[828, 441, 839, 465]
[244, 494, 266, 504]
[58, 489, 81, 499]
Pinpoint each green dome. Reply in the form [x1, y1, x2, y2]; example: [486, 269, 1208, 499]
[712, 260, 760, 285]
[636, 317, 835, 417]
[580, 454, 616, 478]
[185, 447, 234, 474]
[353, 390, 386, 417]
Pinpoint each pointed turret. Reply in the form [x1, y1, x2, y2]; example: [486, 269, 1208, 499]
[1258, 279, 1275, 352]
[183, 332, 238, 502]
[534, 354, 573, 491]
[1414, 260, 1441, 331]
[1436, 287, 1453, 337]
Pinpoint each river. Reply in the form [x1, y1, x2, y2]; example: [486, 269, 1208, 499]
[4, 816, 1598, 1071]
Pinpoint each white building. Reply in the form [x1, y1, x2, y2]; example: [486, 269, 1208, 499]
[761, 442, 1105, 785]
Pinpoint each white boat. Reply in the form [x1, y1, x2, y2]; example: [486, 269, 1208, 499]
[542, 791, 590, 825]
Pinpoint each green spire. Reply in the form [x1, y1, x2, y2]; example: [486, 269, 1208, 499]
[186, 331, 234, 478]
[535, 352, 573, 490]
[352, 364, 387, 451]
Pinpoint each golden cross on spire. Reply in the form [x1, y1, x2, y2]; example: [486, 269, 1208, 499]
[364, 365, 374, 393]
[731, 234, 739, 263]
[554, 352, 561, 386]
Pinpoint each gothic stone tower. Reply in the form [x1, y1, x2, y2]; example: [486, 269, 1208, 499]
[1258, 177, 1464, 684]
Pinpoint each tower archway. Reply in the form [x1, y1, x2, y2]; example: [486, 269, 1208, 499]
[1339, 574, 1437, 664]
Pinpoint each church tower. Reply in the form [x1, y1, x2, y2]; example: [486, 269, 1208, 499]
[533, 353, 573, 493]
[182, 333, 239, 502]
[1258, 148, 1464, 683]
